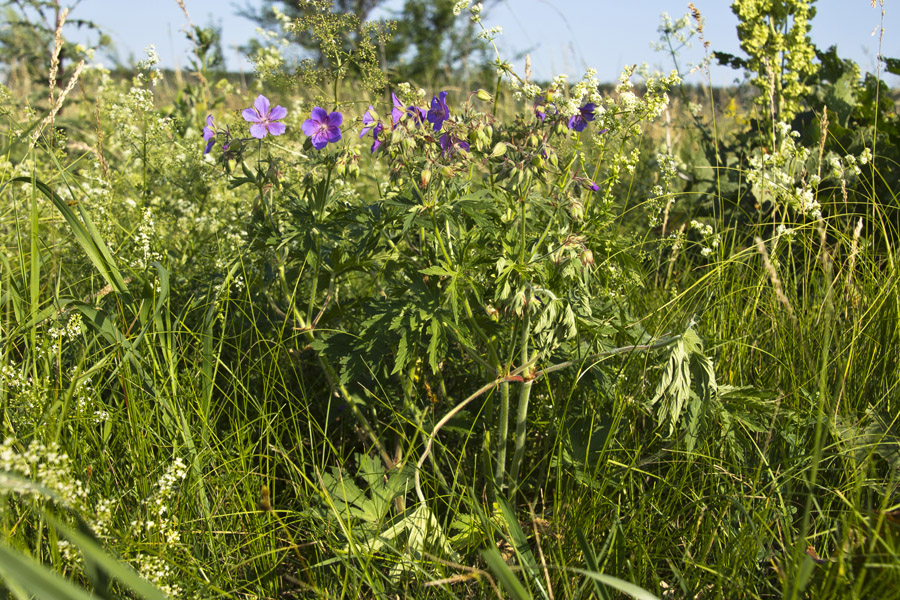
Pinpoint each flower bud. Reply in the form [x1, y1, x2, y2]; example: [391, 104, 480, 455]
[476, 89, 493, 102]
[490, 142, 507, 158]
[548, 151, 559, 169]
[569, 199, 584, 220]
[532, 155, 545, 169]
[420, 169, 432, 189]
[581, 249, 595, 266]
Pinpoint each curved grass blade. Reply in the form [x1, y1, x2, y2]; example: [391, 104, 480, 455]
[572, 568, 660, 600]
[2, 176, 130, 301]
[43, 513, 169, 600]
[0, 544, 97, 600]
[482, 547, 532, 600]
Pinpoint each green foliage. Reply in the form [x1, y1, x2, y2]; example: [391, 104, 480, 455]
[721, 0, 819, 133]
[242, 0, 496, 87]
[1, 0, 899, 598]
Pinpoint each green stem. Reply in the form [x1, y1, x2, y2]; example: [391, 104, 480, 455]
[494, 380, 510, 489]
[508, 307, 533, 496]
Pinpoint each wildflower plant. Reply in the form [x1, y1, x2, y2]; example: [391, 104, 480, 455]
[200, 0, 683, 512]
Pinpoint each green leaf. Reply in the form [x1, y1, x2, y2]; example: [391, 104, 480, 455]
[43, 514, 169, 600]
[0, 544, 97, 600]
[482, 547, 532, 600]
[427, 318, 445, 373]
[4, 177, 130, 300]
[420, 264, 457, 277]
[496, 495, 548, 599]
[571, 568, 661, 600]
[576, 528, 610, 600]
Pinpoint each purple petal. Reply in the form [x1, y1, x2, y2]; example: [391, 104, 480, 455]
[362, 106, 376, 126]
[250, 123, 268, 139]
[371, 123, 383, 152]
[301, 119, 319, 136]
[391, 93, 404, 126]
[311, 131, 328, 150]
[206, 114, 214, 128]
[254, 95, 271, 117]
[268, 105, 287, 121]
[457, 140, 469, 152]
[326, 111, 343, 127]
[310, 106, 328, 123]
[203, 126, 215, 141]
[266, 121, 286, 136]
[204, 138, 215, 154]
[361, 106, 376, 138]
[242, 108, 261, 122]
[326, 126, 342, 144]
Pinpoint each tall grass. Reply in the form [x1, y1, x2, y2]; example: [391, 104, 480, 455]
[0, 2, 899, 599]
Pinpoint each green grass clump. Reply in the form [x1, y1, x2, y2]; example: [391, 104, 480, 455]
[0, 1, 899, 599]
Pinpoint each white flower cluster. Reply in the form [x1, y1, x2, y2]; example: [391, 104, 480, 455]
[594, 68, 678, 141]
[0, 438, 88, 509]
[49, 313, 83, 341]
[135, 45, 163, 87]
[747, 123, 820, 219]
[691, 220, 720, 257]
[859, 147, 872, 165]
[652, 12, 694, 50]
[1, 364, 31, 391]
[776, 224, 795, 241]
[134, 553, 182, 598]
[129, 456, 189, 598]
[68, 377, 109, 425]
[132, 207, 163, 270]
[252, 45, 284, 72]
[271, 4, 292, 27]
[477, 25, 502, 40]
[690, 220, 714, 236]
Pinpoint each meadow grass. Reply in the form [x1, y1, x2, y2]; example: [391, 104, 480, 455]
[0, 3, 899, 599]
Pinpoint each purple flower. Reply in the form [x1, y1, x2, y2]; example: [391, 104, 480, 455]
[203, 115, 217, 154]
[242, 95, 287, 139]
[407, 105, 426, 126]
[427, 91, 450, 132]
[533, 95, 556, 122]
[370, 122, 384, 153]
[359, 106, 383, 153]
[302, 107, 343, 150]
[567, 103, 596, 132]
[360, 105, 377, 138]
[391, 93, 405, 128]
[439, 133, 470, 158]
[390, 92, 428, 128]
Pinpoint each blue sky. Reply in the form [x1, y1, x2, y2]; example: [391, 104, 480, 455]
[64, 0, 897, 85]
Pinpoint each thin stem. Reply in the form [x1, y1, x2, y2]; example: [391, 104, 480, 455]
[494, 380, 510, 489]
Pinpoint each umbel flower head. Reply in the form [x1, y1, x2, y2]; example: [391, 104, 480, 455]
[242, 95, 287, 139]
[302, 107, 343, 150]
